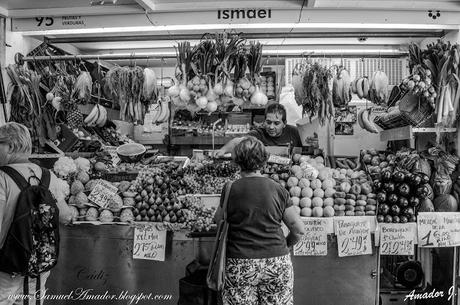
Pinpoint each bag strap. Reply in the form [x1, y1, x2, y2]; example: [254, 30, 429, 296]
[0, 166, 29, 190]
[39, 168, 51, 189]
[35, 275, 41, 305]
[23, 276, 29, 305]
[222, 181, 233, 221]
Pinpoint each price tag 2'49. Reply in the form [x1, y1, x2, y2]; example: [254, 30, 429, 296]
[87, 179, 118, 209]
[335, 218, 372, 257]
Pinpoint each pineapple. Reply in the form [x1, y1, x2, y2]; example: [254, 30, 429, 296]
[66, 105, 83, 129]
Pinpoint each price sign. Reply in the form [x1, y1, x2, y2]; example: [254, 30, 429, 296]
[294, 218, 328, 256]
[133, 224, 167, 261]
[103, 146, 121, 166]
[380, 223, 416, 255]
[335, 218, 372, 257]
[417, 212, 460, 248]
[87, 179, 118, 209]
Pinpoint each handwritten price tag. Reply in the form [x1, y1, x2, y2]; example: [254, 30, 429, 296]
[103, 146, 121, 166]
[417, 212, 460, 248]
[335, 218, 372, 257]
[294, 218, 328, 256]
[87, 179, 118, 209]
[380, 223, 416, 255]
[133, 224, 167, 261]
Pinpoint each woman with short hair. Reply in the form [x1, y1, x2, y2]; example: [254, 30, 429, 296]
[214, 136, 305, 305]
[0, 122, 73, 305]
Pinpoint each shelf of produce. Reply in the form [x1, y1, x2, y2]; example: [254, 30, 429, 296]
[380, 126, 457, 142]
[170, 135, 242, 145]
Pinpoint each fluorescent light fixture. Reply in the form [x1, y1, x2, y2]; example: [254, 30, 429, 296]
[20, 22, 458, 35]
[88, 48, 404, 59]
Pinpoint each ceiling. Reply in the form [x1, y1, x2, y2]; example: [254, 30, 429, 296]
[2, 0, 460, 66]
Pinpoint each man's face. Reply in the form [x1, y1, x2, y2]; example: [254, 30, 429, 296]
[264, 112, 285, 138]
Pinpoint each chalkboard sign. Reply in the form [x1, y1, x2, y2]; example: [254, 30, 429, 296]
[294, 218, 328, 256]
[380, 223, 416, 255]
[417, 212, 460, 248]
[133, 223, 167, 261]
[335, 218, 372, 257]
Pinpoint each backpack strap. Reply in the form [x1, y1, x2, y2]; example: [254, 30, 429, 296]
[23, 276, 29, 305]
[40, 168, 51, 189]
[0, 166, 29, 190]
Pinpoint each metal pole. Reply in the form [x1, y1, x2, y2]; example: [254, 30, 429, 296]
[17, 52, 176, 63]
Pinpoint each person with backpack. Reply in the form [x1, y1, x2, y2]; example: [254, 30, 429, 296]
[0, 122, 72, 305]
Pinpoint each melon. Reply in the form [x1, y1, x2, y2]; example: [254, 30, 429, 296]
[287, 177, 299, 187]
[289, 186, 302, 197]
[315, 156, 324, 164]
[291, 196, 300, 206]
[312, 207, 323, 217]
[313, 188, 325, 198]
[433, 194, 458, 212]
[323, 198, 334, 207]
[298, 178, 310, 189]
[300, 197, 312, 208]
[300, 207, 312, 217]
[323, 206, 335, 217]
[301, 187, 314, 198]
[312, 197, 324, 208]
[324, 188, 336, 198]
[310, 179, 322, 190]
[293, 206, 301, 215]
[322, 179, 335, 190]
[291, 165, 302, 175]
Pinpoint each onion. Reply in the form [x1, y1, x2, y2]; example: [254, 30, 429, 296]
[206, 84, 217, 102]
[224, 82, 234, 97]
[233, 97, 245, 106]
[167, 84, 180, 97]
[51, 96, 62, 110]
[206, 101, 218, 113]
[179, 85, 191, 102]
[250, 87, 268, 105]
[196, 96, 208, 109]
[221, 95, 231, 104]
[214, 82, 224, 95]
[46, 92, 54, 101]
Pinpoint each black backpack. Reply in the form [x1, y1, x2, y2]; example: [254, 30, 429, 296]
[0, 166, 60, 304]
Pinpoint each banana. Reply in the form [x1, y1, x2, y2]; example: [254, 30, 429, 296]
[150, 104, 162, 124]
[362, 109, 379, 133]
[96, 105, 107, 127]
[84, 105, 99, 125]
[362, 77, 370, 98]
[357, 108, 366, 129]
[351, 79, 358, 94]
[157, 100, 170, 123]
[356, 78, 364, 99]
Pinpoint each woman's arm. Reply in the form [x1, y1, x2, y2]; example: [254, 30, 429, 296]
[283, 206, 306, 247]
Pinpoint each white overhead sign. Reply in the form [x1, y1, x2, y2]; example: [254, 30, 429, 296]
[11, 9, 459, 32]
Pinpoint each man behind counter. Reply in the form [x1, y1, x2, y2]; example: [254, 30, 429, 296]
[216, 103, 302, 156]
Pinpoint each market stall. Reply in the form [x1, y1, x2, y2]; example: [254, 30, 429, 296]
[2, 1, 460, 305]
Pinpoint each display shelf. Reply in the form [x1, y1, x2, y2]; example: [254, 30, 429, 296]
[380, 126, 457, 142]
[169, 135, 241, 145]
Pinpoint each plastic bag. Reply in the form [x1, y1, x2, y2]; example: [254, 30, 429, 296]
[279, 85, 302, 125]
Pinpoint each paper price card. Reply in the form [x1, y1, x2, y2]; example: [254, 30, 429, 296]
[335, 218, 372, 257]
[379, 223, 416, 256]
[103, 146, 121, 166]
[133, 223, 167, 261]
[417, 212, 460, 248]
[87, 179, 118, 209]
[293, 218, 328, 256]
